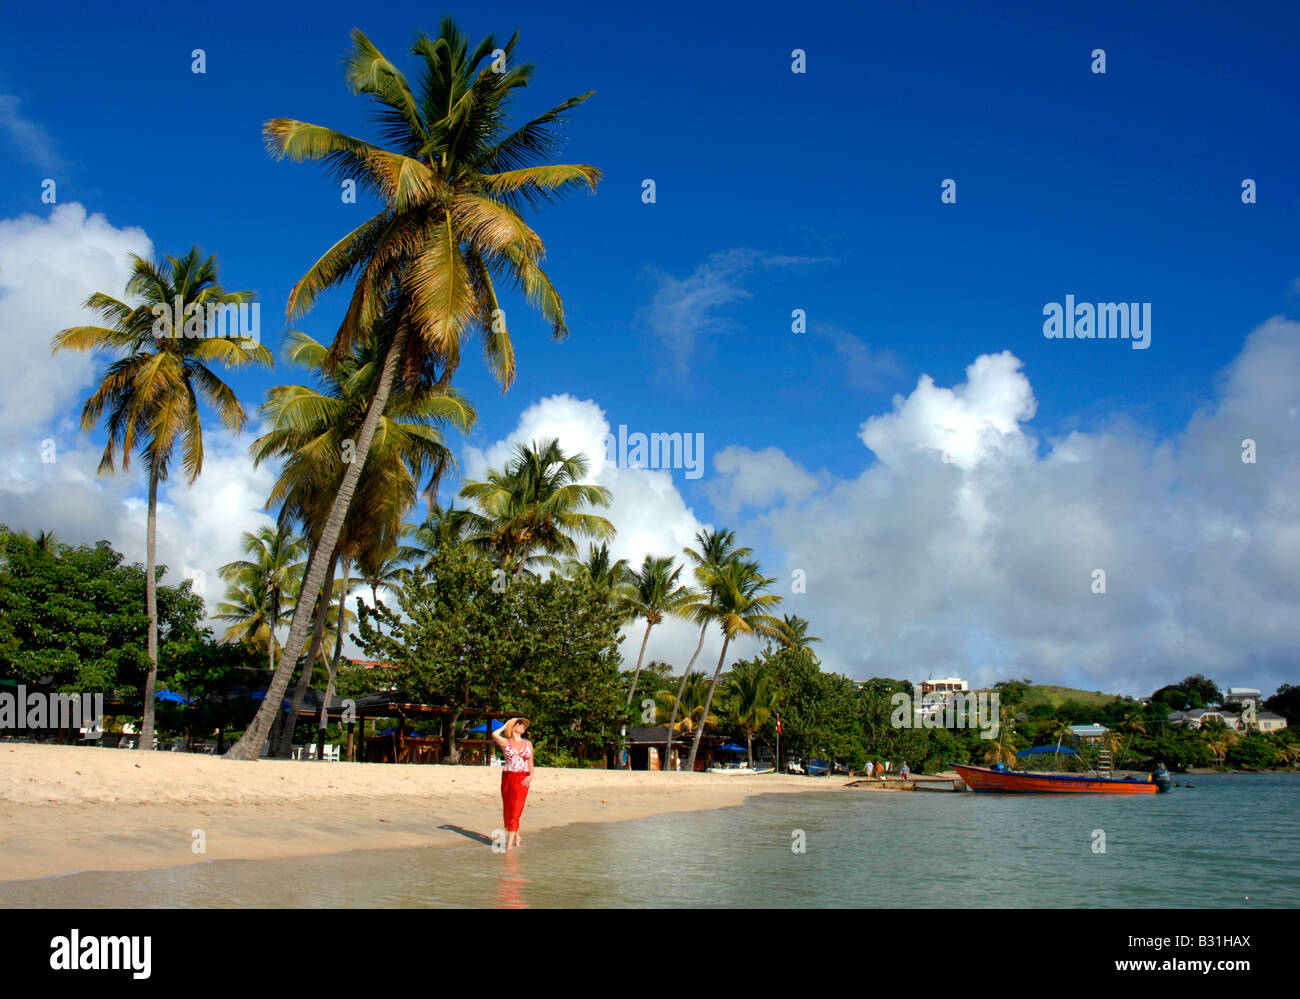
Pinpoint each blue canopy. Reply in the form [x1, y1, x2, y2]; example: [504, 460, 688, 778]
[717, 742, 748, 752]
[1017, 744, 1079, 757]
[468, 719, 505, 733]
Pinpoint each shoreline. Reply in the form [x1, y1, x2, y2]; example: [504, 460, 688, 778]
[0, 744, 842, 883]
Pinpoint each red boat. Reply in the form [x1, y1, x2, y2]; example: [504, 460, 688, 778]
[952, 762, 1171, 795]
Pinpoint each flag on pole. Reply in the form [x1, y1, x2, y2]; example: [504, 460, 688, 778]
[776, 714, 782, 734]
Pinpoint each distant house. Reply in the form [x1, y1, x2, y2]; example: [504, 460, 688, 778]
[1255, 712, 1288, 733]
[1068, 723, 1110, 745]
[1168, 709, 1242, 731]
[619, 726, 731, 771]
[1223, 687, 1263, 707]
[919, 677, 968, 698]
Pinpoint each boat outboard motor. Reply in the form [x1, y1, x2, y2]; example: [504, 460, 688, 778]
[1152, 763, 1172, 793]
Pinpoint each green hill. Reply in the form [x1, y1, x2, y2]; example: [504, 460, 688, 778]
[1017, 685, 1129, 711]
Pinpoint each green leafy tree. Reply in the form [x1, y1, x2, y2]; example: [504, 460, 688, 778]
[0, 527, 205, 701]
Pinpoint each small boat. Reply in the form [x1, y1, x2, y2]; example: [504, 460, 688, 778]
[805, 759, 830, 777]
[952, 762, 1171, 795]
[707, 762, 775, 775]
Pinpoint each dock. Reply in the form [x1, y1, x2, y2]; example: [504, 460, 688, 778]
[843, 774, 967, 792]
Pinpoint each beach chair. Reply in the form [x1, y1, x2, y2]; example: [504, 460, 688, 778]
[323, 743, 340, 762]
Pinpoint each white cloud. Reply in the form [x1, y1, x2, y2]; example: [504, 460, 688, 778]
[708, 445, 821, 515]
[0, 203, 152, 436]
[0, 205, 276, 642]
[741, 320, 1300, 698]
[459, 394, 767, 675]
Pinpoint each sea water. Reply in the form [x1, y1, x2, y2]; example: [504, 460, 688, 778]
[2, 774, 1296, 908]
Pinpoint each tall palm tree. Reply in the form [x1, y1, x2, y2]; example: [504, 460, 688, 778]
[655, 672, 720, 757]
[217, 526, 308, 673]
[774, 614, 821, 654]
[662, 529, 751, 769]
[52, 248, 272, 748]
[457, 438, 614, 577]
[227, 20, 599, 760]
[564, 542, 635, 611]
[727, 660, 774, 766]
[684, 559, 783, 771]
[405, 501, 469, 568]
[623, 555, 690, 707]
[254, 329, 472, 756]
[1119, 709, 1148, 763]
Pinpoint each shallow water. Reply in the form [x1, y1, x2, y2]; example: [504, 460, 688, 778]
[3, 774, 1296, 908]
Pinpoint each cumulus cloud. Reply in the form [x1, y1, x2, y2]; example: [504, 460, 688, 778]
[0, 203, 152, 435]
[708, 445, 822, 515]
[744, 320, 1300, 697]
[0, 204, 276, 641]
[459, 394, 764, 674]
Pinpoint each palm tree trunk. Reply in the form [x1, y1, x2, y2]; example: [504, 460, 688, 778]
[276, 548, 338, 757]
[663, 622, 707, 771]
[225, 323, 408, 760]
[139, 459, 161, 750]
[624, 620, 656, 769]
[685, 634, 731, 772]
[746, 730, 753, 767]
[317, 557, 350, 758]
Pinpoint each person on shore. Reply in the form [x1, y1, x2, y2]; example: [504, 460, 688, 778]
[900, 762, 910, 779]
[492, 717, 533, 850]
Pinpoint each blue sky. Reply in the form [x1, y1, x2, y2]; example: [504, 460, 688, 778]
[2, 0, 1298, 695]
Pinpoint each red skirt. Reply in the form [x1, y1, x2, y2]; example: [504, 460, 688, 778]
[501, 770, 530, 831]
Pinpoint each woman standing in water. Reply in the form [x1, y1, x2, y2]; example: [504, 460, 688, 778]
[492, 718, 533, 850]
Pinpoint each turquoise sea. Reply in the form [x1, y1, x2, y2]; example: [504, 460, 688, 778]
[2, 774, 1297, 907]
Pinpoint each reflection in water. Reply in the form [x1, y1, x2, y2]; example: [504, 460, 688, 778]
[495, 851, 528, 909]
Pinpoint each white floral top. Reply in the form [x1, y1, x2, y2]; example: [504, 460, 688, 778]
[503, 740, 532, 773]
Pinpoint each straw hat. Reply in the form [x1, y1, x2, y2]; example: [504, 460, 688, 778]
[501, 717, 531, 739]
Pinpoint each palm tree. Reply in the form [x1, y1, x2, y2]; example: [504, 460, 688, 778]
[52, 247, 272, 749]
[1119, 709, 1148, 763]
[227, 20, 598, 760]
[623, 555, 690, 707]
[357, 536, 423, 618]
[564, 543, 635, 611]
[727, 660, 774, 766]
[684, 559, 783, 772]
[457, 438, 614, 577]
[253, 329, 471, 756]
[1045, 718, 1073, 764]
[405, 501, 469, 568]
[662, 528, 752, 769]
[655, 672, 720, 769]
[217, 526, 308, 673]
[774, 614, 821, 655]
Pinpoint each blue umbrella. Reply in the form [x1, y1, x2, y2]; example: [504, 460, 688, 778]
[468, 719, 505, 733]
[717, 741, 747, 752]
[156, 689, 194, 705]
[1017, 745, 1079, 757]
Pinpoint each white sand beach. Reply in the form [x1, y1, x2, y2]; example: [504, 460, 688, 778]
[0, 744, 842, 881]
